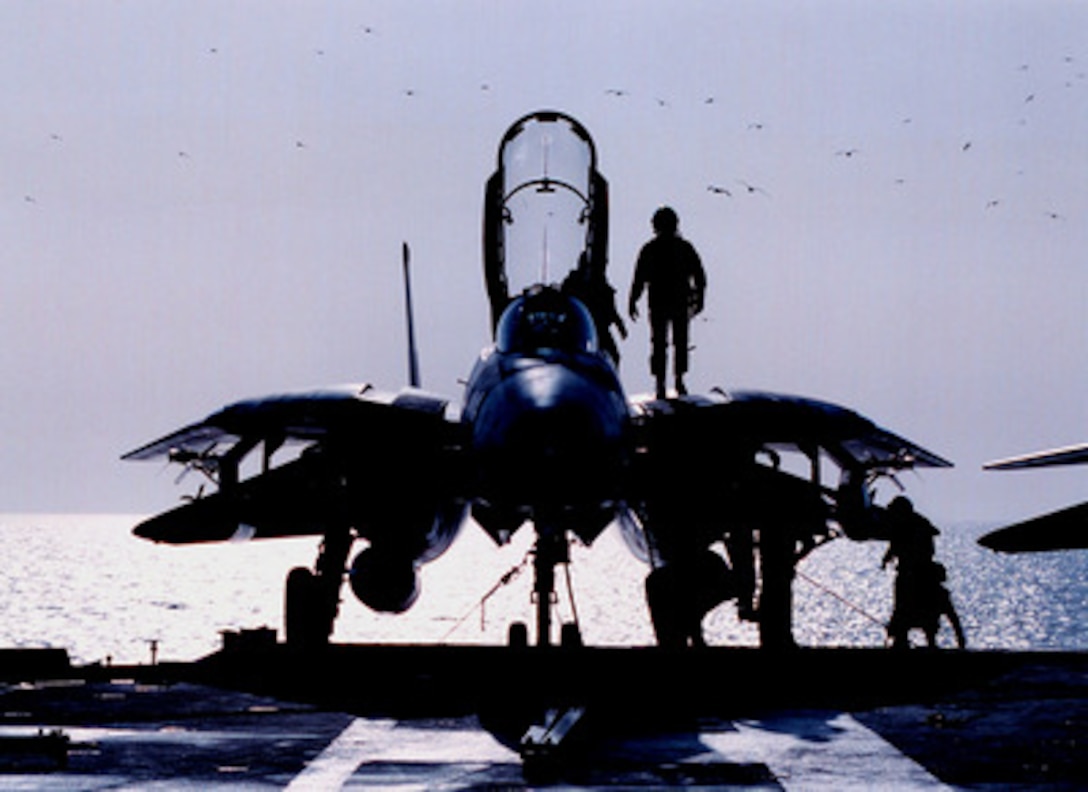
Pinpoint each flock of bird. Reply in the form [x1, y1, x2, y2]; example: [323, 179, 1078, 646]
[688, 59, 1083, 222]
[15, 24, 1084, 228]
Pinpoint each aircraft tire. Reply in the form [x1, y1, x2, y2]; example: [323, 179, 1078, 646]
[285, 566, 325, 649]
[508, 621, 528, 648]
[560, 622, 583, 648]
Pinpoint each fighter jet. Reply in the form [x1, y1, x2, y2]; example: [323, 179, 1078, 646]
[124, 111, 951, 650]
[979, 444, 1088, 552]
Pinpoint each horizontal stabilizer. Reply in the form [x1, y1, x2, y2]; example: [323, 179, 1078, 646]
[984, 441, 1088, 471]
[977, 500, 1088, 552]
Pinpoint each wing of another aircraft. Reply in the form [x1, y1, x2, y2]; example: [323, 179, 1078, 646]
[983, 442, 1088, 470]
[978, 500, 1088, 552]
[980, 441, 1088, 552]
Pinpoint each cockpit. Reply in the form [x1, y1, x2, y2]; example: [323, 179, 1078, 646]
[484, 111, 609, 332]
[495, 287, 598, 356]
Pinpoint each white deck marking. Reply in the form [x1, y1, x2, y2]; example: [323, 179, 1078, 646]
[700, 711, 953, 790]
[285, 718, 396, 791]
[288, 711, 949, 789]
[286, 718, 519, 790]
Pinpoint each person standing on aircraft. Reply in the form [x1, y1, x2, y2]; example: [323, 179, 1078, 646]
[562, 252, 627, 366]
[628, 206, 707, 399]
[881, 496, 966, 649]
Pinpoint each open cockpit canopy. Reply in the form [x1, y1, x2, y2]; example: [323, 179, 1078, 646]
[484, 110, 608, 331]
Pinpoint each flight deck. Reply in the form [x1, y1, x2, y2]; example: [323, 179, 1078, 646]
[0, 640, 1084, 789]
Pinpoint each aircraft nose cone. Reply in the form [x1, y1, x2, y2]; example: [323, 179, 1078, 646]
[472, 364, 626, 507]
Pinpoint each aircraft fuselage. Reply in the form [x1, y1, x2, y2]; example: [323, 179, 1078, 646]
[463, 286, 630, 547]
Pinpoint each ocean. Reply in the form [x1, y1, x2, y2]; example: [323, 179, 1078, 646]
[1, 514, 1084, 666]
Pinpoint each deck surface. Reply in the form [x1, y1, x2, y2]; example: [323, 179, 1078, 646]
[0, 644, 1084, 788]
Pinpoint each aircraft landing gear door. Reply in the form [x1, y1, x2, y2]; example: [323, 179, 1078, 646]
[484, 110, 609, 332]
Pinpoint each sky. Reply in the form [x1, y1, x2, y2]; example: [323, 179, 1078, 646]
[1, 0, 1086, 526]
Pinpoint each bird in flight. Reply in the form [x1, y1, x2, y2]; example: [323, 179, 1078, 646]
[737, 179, 770, 197]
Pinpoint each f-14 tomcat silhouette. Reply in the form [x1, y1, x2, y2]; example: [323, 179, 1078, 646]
[125, 111, 951, 650]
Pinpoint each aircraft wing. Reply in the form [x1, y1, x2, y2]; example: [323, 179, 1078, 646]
[632, 389, 952, 472]
[983, 442, 1088, 470]
[621, 388, 951, 604]
[122, 384, 455, 463]
[123, 383, 463, 543]
[727, 389, 951, 469]
[978, 500, 1088, 552]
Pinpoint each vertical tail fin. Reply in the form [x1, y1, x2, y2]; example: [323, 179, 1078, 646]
[402, 242, 421, 388]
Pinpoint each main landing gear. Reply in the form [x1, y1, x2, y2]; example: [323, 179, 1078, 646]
[284, 525, 354, 649]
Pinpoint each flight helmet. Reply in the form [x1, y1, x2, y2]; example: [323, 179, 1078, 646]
[652, 206, 678, 235]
